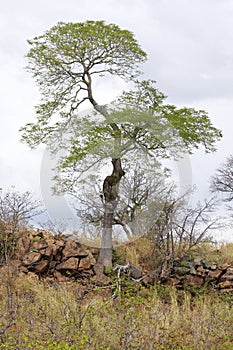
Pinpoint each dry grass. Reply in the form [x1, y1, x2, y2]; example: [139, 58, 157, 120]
[1, 267, 233, 349]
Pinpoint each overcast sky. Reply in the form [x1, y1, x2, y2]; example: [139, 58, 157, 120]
[0, 0, 233, 238]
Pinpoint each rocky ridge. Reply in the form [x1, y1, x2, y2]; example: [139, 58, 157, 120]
[1, 228, 233, 293]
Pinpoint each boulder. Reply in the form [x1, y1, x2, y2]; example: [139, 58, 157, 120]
[206, 269, 223, 281]
[62, 239, 89, 260]
[32, 239, 48, 250]
[194, 258, 205, 267]
[33, 260, 49, 274]
[218, 280, 233, 289]
[78, 253, 96, 270]
[23, 252, 41, 266]
[56, 257, 79, 271]
[196, 266, 207, 277]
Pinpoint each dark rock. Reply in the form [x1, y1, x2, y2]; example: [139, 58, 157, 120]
[128, 265, 143, 279]
[185, 274, 204, 287]
[33, 260, 49, 274]
[173, 266, 190, 276]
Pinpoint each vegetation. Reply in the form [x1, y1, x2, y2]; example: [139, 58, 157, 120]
[211, 154, 233, 202]
[1, 19, 230, 350]
[0, 188, 43, 264]
[20, 20, 222, 266]
[1, 265, 233, 350]
[0, 187, 43, 233]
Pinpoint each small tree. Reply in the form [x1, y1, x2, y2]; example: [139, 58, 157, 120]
[0, 187, 43, 262]
[211, 154, 233, 202]
[20, 20, 222, 266]
[0, 187, 43, 232]
[149, 191, 222, 262]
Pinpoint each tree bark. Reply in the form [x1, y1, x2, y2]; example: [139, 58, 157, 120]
[98, 158, 125, 267]
[85, 78, 125, 267]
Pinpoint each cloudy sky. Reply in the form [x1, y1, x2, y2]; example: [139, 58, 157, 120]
[0, 0, 233, 237]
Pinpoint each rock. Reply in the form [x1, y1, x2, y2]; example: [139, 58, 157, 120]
[173, 266, 190, 276]
[78, 253, 96, 270]
[164, 277, 181, 286]
[219, 271, 233, 282]
[196, 266, 207, 277]
[32, 239, 48, 250]
[218, 280, 233, 289]
[62, 239, 89, 260]
[194, 258, 206, 267]
[41, 246, 53, 257]
[142, 268, 161, 285]
[53, 270, 69, 282]
[33, 260, 49, 274]
[46, 238, 58, 253]
[206, 269, 222, 281]
[23, 252, 41, 266]
[219, 263, 231, 271]
[209, 263, 218, 270]
[128, 265, 143, 279]
[17, 236, 31, 257]
[56, 257, 79, 271]
[185, 275, 204, 287]
[92, 263, 111, 286]
[19, 265, 29, 274]
[226, 267, 233, 275]
[189, 263, 197, 275]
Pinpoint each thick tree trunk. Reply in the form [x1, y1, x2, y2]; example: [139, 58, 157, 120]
[98, 158, 125, 267]
[86, 84, 124, 267]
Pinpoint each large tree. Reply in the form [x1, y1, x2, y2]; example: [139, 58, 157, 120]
[21, 20, 222, 267]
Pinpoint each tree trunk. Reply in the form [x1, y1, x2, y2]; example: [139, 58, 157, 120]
[98, 158, 125, 267]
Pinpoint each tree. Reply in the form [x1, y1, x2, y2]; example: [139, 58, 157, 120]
[211, 154, 233, 202]
[0, 187, 43, 263]
[149, 193, 221, 259]
[0, 187, 43, 232]
[20, 20, 222, 267]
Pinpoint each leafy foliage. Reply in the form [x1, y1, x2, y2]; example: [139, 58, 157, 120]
[20, 20, 222, 266]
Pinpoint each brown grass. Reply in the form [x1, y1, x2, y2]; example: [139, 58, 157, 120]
[1, 266, 233, 349]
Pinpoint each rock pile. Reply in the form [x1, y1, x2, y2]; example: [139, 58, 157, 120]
[160, 256, 233, 293]
[4, 229, 98, 282]
[1, 226, 233, 292]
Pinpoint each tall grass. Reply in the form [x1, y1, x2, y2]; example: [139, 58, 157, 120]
[1, 270, 233, 349]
